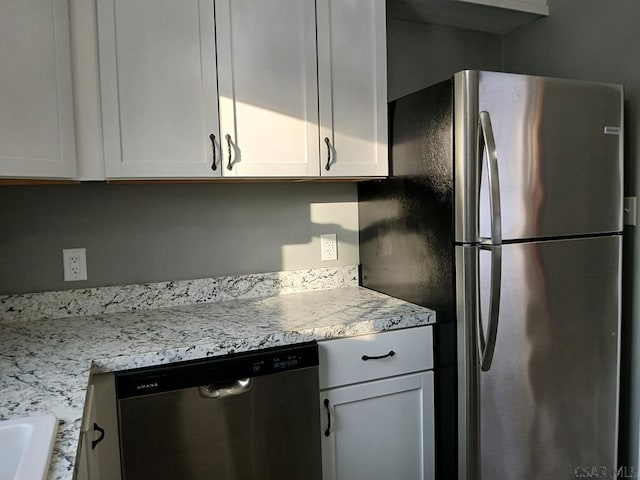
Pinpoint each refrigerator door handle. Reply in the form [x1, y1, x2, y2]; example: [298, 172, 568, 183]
[478, 111, 502, 246]
[477, 111, 502, 372]
[478, 244, 501, 371]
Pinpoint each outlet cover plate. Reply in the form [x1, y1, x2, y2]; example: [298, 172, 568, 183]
[320, 234, 338, 261]
[63, 248, 87, 281]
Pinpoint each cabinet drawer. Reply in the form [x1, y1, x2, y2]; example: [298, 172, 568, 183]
[319, 326, 433, 390]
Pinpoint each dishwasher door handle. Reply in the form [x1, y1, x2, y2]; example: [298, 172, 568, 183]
[199, 378, 253, 399]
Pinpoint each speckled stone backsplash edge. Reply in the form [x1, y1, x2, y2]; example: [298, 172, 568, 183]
[0, 265, 358, 323]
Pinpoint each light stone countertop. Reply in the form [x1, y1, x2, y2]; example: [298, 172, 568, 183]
[0, 286, 435, 480]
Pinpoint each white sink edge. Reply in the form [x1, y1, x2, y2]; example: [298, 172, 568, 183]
[1, 415, 58, 480]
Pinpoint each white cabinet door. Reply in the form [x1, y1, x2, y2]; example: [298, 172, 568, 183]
[0, 0, 76, 179]
[317, 0, 388, 177]
[215, 0, 320, 177]
[97, 0, 219, 178]
[321, 371, 435, 480]
[79, 374, 121, 480]
[77, 385, 100, 480]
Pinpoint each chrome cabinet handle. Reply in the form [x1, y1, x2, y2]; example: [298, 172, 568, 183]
[324, 137, 332, 171]
[209, 134, 217, 171]
[361, 350, 395, 361]
[91, 422, 105, 450]
[477, 111, 502, 372]
[323, 398, 331, 437]
[225, 134, 233, 170]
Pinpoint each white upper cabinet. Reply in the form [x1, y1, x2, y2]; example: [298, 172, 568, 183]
[215, 0, 320, 177]
[96, 0, 388, 179]
[317, 0, 388, 177]
[97, 0, 220, 178]
[0, 0, 76, 179]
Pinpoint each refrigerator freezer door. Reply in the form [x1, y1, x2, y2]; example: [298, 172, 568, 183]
[454, 70, 623, 243]
[458, 235, 621, 480]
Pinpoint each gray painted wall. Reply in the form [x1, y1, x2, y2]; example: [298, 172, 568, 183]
[502, 1, 640, 468]
[0, 182, 359, 294]
[387, 18, 503, 100]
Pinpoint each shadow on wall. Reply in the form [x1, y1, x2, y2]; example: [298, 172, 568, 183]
[0, 182, 359, 295]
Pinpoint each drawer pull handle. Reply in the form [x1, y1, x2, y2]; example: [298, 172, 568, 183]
[209, 133, 217, 171]
[91, 422, 105, 450]
[361, 350, 396, 361]
[324, 137, 332, 171]
[323, 398, 331, 437]
[225, 134, 233, 170]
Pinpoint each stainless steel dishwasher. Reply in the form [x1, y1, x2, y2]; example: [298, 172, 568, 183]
[115, 342, 321, 480]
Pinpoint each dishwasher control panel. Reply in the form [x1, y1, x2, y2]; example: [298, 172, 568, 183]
[255, 352, 304, 374]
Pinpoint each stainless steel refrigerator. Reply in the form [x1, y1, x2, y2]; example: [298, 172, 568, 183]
[358, 70, 623, 479]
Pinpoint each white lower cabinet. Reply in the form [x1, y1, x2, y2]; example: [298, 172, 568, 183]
[321, 372, 435, 480]
[76, 385, 99, 480]
[76, 373, 120, 480]
[318, 326, 435, 480]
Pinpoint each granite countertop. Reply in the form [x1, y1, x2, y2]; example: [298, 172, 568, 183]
[0, 284, 435, 480]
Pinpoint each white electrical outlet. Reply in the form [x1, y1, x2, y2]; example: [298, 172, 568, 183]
[63, 248, 87, 281]
[320, 234, 338, 261]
